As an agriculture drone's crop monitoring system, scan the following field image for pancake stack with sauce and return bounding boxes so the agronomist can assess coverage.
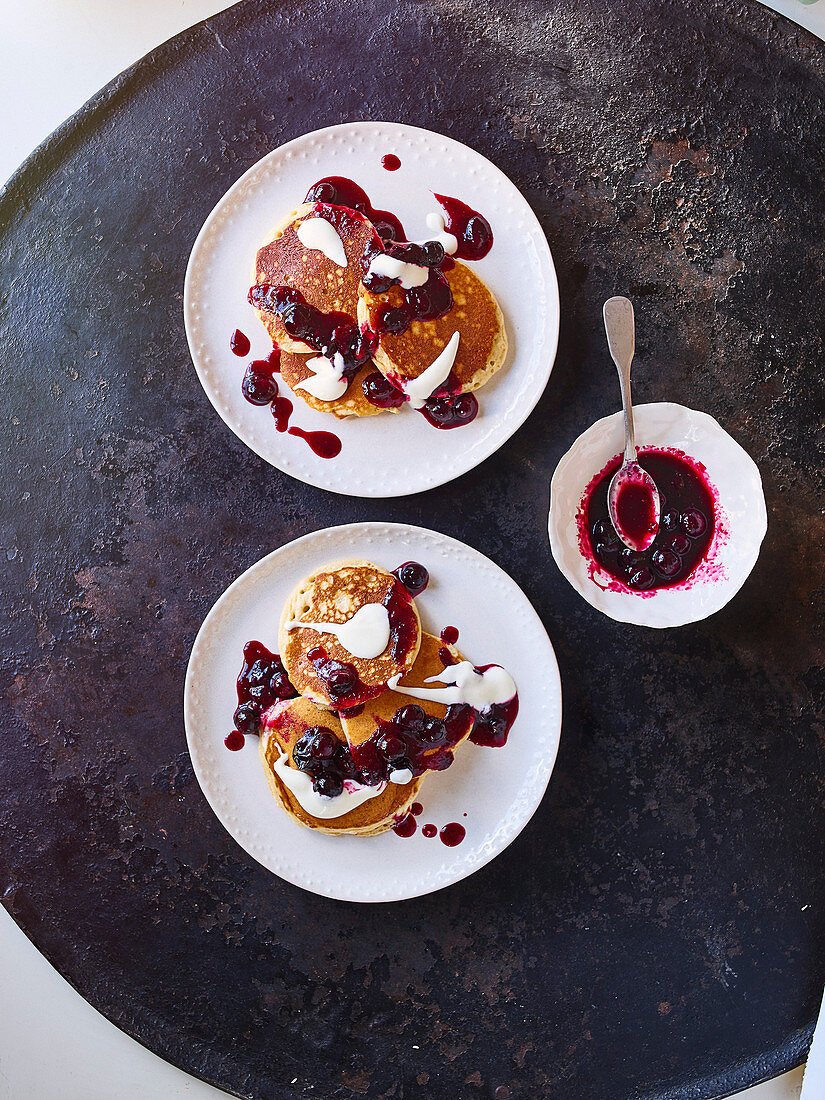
[248,179,508,426]
[239,558,516,836]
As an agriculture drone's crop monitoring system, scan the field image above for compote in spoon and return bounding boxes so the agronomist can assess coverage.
[602,296,660,551]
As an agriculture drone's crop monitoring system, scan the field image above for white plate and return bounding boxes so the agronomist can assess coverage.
[184,522,562,902]
[184,121,559,497]
[548,403,768,628]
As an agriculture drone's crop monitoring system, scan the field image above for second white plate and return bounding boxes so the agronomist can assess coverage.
[184,121,559,497]
[184,522,562,902]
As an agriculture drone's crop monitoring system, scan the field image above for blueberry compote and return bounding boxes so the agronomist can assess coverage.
[362,371,406,409]
[242,349,281,405]
[393,561,429,596]
[613,477,658,548]
[292,726,360,798]
[230,329,250,356]
[468,670,520,748]
[287,426,342,459]
[248,284,376,383]
[304,177,406,243]
[585,450,715,590]
[420,380,478,430]
[361,238,453,337]
[231,641,298,743]
[434,194,493,260]
[307,645,372,709]
[351,702,476,785]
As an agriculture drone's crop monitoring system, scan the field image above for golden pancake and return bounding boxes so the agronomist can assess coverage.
[279,559,421,711]
[357,260,507,394]
[252,202,380,353]
[260,697,421,836]
[279,353,399,419]
[340,632,475,757]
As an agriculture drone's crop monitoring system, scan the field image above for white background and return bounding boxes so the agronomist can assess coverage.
[1,1,822,1097]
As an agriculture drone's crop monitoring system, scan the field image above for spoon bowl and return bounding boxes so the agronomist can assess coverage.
[602,296,660,550]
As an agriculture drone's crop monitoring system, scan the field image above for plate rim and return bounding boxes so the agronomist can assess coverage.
[183,520,563,902]
[182,119,560,498]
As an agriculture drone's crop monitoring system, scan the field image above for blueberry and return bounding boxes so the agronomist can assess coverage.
[661,508,679,532]
[396,704,425,730]
[453,393,478,421]
[377,733,406,761]
[310,730,337,759]
[681,509,707,537]
[668,532,691,555]
[315,774,343,798]
[652,549,682,578]
[422,240,445,267]
[373,220,396,242]
[379,307,409,334]
[241,368,278,406]
[420,716,446,743]
[394,562,429,595]
[618,548,645,572]
[628,567,656,590]
[326,669,356,698]
[233,703,260,734]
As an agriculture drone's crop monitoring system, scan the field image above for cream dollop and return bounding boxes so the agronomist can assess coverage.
[294,353,348,402]
[394,331,460,410]
[286,602,391,659]
[297,215,348,268]
[271,744,386,819]
[366,253,429,290]
[387,660,516,709]
[417,211,458,257]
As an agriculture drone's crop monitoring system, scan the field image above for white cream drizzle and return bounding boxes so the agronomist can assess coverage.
[297,215,348,268]
[271,744,386,819]
[417,212,459,256]
[294,353,348,402]
[394,331,460,410]
[387,660,516,709]
[366,252,429,290]
[286,602,390,660]
[388,767,414,785]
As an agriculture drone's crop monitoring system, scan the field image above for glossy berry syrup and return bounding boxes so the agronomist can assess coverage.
[439,822,466,846]
[585,450,716,591]
[362,371,405,409]
[230,641,298,745]
[434,193,493,260]
[420,384,478,430]
[468,671,520,748]
[381,154,401,171]
[362,238,453,337]
[393,561,429,596]
[422,823,437,838]
[351,702,476,785]
[614,478,658,547]
[292,725,361,798]
[304,176,406,243]
[241,350,281,405]
[288,426,342,459]
[440,626,459,645]
[307,645,373,709]
[248,284,376,380]
[230,329,250,356]
[393,813,417,837]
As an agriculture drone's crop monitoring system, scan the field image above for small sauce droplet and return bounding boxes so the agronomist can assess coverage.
[271,395,293,432]
[440,625,459,645]
[224,730,245,751]
[230,329,250,356]
[393,813,417,837]
[422,823,437,838]
[411,802,423,816]
[440,822,466,846]
[288,426,342,458]
[381,154,401,171]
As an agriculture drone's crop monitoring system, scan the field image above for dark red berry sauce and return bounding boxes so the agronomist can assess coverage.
[307,645,375,709]
[291,725,362,798]
[411,802,424,816]
[440,626,459,645]
[419,373,478,429]
[362,371,406,409]
[422,823,437,838]
[393,562,429,596]
[288,426,342,459]
[224,730,245,751]
[614,476,658,548]
[582,449,717,592]
[468,673,520,748]
[271,394,293,432]
[438,646,456,667]
[434,194,493,260]
[439,822,466,846]
[393,813,417,837]
[304,177,406,243]
[381,154,401,171]
[353,702,475,785]
[362,238,453,337]
[230,641,298,746]
[230,329,250,356]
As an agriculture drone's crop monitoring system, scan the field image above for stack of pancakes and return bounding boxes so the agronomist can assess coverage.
[250,199,508,421]
[258,559,475,836]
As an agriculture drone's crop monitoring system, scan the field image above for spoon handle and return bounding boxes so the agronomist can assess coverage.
[603,296,638,464]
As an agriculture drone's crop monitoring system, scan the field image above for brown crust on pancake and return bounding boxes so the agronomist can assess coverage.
[253,202,381,353]
[357,260,507,393]
[279,559,421,710]
[280,353,399,419]
[260,697,421,836]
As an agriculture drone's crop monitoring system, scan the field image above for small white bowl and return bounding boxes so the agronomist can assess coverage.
[548,402,767,628]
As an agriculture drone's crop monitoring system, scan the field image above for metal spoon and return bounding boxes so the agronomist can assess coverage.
[602,296,660,551]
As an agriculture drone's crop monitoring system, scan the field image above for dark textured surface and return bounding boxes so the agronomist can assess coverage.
[1,0,824,1097]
